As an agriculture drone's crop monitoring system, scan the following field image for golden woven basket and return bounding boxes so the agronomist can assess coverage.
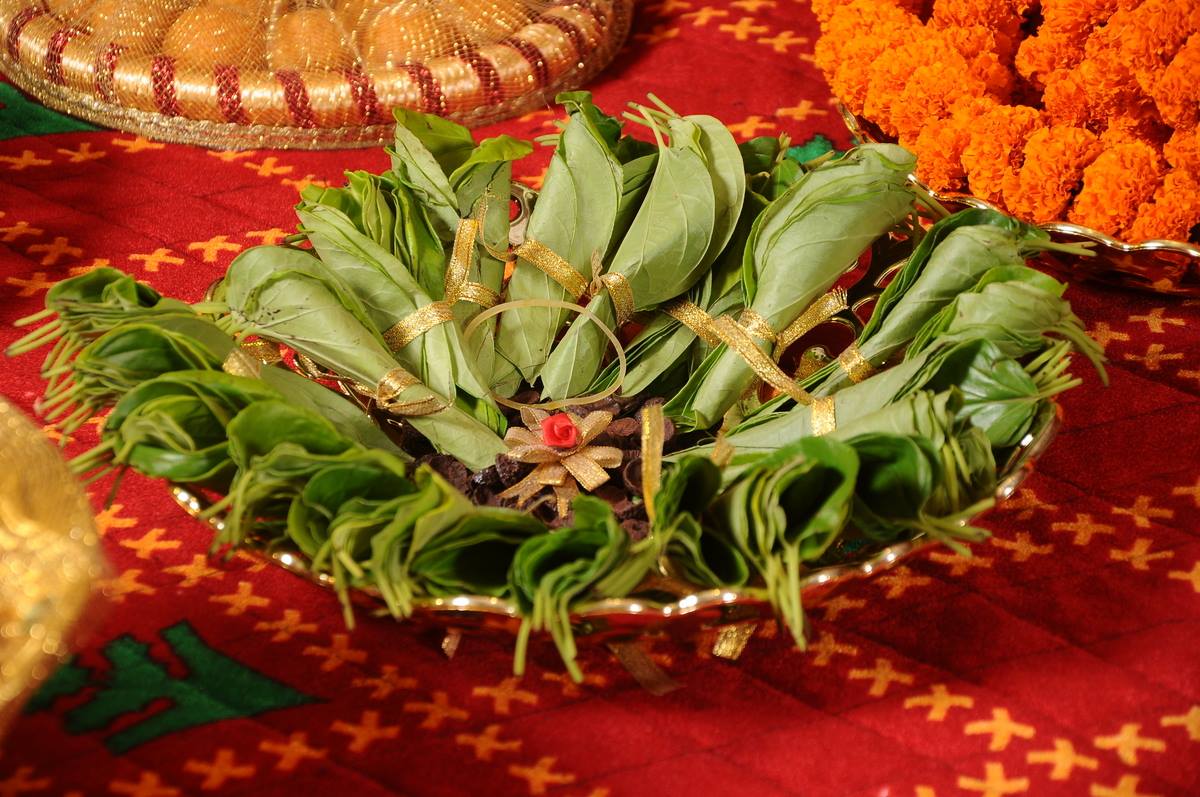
[0,0,632,149]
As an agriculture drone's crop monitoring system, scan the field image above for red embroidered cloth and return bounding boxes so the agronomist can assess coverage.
[2,2,1199,795]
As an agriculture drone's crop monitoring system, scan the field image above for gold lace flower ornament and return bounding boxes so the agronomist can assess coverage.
[497,409,623,517]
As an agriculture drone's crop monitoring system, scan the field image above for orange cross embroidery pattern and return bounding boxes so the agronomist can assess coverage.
[998,487,1058,521]
[904,684,975,721]
[1124,343,1183,371]
[1160,705,1200,741]
[27,236,82,266]
[331,711,400,753]
[541,670,607,697]
[6,271,55,297]
[210,581,270,616]
[303,634,367,671]
[964,708,1036,751]
[875,565,933,599]
[281,174,329,193]
[108,771,178,797]
[472,677,539,714]
[0,220,43,242]
[182,749,255,791]
[956,762,1028,797]
[680,7,728,25]
[259,732,327,771]
[508,756,577,796]
[456,723,523,761]
[255,609,318,642]
[187,235,243,263]
[404,691,469,729]
[0,149,51,170]
[1093,723,1166,765]
[129,248,185,273]
[1090,775,1161,797]
[760,31,809,54]
[98,569,156,603]
[1051,513,1115,546]
[244,228,289,246]
[1109,538,1174,571]
[928,550,993,576]
[112,136,165,154]
[718,17,768,41]
[118,528,180,560]
[163,554,224,588]
[352,664,417,699]
[1174,476,1200,507]
[207,150,254,162]
[1167,562,1200,593]
[819,594,866,621]
[57,142,106,163]
[1128,308,1184,333]
[1025,738,1098,780]
[990,532,1054,563]
[806,630,859,666]
[726,115,776,138]
[847,657,914,697]
[1087,322,1130,350]
[1112,495,1174,528]
[244,157,292,177]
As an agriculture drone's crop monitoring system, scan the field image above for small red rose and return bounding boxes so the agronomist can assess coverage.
[541,413,579,448]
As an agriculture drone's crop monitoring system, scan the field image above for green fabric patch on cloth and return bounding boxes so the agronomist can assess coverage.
[787,133,838,164]
[0,83,98,139]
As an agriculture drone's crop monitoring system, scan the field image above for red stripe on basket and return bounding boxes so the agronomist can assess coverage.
[94,42,124,101]
[45,24,84,85]
[6,6,43,59]
[461,50,503,106]
[151,55,180,116]
[500,37,548,88]
[214,64,249,124]
[538,14,590,60]
[275,69,317,128]
[344,67,387,124]
[402,63,446,115]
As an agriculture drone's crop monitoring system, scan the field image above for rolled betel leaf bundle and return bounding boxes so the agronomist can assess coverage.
[807,209,1095,396]
[67,370,283,490]
[219,244,506,470]
[652,455,751,589]
[664,143,920,431]
[494,92,624,386]
[509,496,629,682]
[539,105,736,399]
[712,436,859,646]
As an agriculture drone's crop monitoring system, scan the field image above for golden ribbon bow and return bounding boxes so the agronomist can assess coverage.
[498,409,623,518]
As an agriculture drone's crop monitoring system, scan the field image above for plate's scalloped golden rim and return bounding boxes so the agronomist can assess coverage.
[836,104,1200,297]
[170,405,1061,635]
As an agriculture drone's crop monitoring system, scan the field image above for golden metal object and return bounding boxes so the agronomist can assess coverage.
[0,398,106,735]
[711,623,756,660]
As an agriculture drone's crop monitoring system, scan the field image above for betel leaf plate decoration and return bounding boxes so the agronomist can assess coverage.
[840,105,1200,298]
[9,93,1105,680]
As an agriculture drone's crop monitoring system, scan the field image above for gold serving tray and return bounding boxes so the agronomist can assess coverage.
[839,105,1200,298]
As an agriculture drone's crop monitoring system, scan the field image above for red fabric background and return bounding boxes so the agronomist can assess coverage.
[2,2,1200,795]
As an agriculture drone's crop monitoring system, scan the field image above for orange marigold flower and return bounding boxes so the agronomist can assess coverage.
[1125,169,1200,242]
[931,0,1029,43]
[1041,69,1093,127]
[812,0,925,26]
[814,0,922,114]
[863,35,952,137]
[961,104,1044,205]
[1016,30,1086,87]
[1164,127,1200,171]
[1099,112,1172,150]
[1068,141,1165,235]
[939,24,1017,98]
[889,55,989,140]
[1150,32,1200,129]
[1004,125,1102,223]
[908,96,998,191]
[1087,0,1198,75]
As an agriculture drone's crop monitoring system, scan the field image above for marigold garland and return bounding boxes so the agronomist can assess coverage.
[816,0,1200,242]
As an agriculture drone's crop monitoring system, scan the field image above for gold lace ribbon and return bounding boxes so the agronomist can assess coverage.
[710,315,813,405]
[777,288,849,351]
[663,299,721,347]
[221,340,282,378]
[374,367,445,417]
[837,343,877,383]
[382,216,499,351]
[513,239,589,300]
[593,271,635,327]
[810,396,837,436]
[640,402,665,524]
[737,309,775,342]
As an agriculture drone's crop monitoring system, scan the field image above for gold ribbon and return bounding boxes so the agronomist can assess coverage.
[810,396,837,436]
[663,298,721,347]
[221,339,282,379]
[513,239,589,300]
[374,367,445,417]
[498,409,623,517]
[776,288,849,352]
[592,271,635,327]
[710,406,743,468]
[382,216,499,352]
[640,402,665,524]
[710,315,813,405]
[737,309,776,343]
[837,343,877,383]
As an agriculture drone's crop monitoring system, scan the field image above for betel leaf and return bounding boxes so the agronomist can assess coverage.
[392,108,476,185]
